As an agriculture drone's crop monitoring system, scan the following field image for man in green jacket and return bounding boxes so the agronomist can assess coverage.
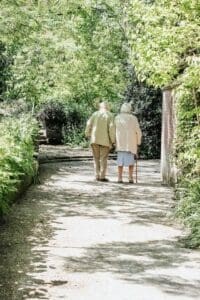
[85,102,115,182]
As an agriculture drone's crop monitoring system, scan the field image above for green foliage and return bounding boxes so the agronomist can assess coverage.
[134,89,162,159]
[0,0,130,146]
[0,0,161,153]
[38,100,66,144]
[0,41,10,101]
[0,115,39,216]
[126,0,200,87]
[175,87,200,248]
[125,0,200,246]
[124,68,162,158]
[176,178,200,248]
[39,100,66,126]
[63,101,89,146]
[0,0,127,110]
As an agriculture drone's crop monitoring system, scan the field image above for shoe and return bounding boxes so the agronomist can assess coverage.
[129,179,134,184]
[99,178,109,182]
[117,180,123,183]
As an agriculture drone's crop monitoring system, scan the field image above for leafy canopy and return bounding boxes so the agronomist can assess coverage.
[0,0,127,109]
[126,0,200,87]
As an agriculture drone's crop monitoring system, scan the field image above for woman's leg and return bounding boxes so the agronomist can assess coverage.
[118,166,123,182]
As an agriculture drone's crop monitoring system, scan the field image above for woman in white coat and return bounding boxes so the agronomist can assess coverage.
[115,102,142,183]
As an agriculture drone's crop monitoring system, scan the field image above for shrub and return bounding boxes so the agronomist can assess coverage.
[39,100,66,126]
[176,179,200,248]
[175,86,200,248]
[124,69,162,159]
[38,100,66,144]
[0,41,10,101]
[0,115,39,216]
[63,102,88,147]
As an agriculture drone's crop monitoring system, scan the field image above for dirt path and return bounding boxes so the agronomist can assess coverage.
[0,159,200,300]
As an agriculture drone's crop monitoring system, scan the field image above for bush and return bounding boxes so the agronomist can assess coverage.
[175,86,200,248]
[0,41,10,101]
[63,102,88,147]
[0,115,39,216]
[39,100,66,144]
[133,92,162,159]
[38,100,90,146]
[124,69,162,159]
[176,179,200,248]
[39,100,66,126]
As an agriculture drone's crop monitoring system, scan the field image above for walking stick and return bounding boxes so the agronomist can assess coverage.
[135,154,138,183]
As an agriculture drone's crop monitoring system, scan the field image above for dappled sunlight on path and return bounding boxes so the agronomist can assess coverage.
[0,160,200,299]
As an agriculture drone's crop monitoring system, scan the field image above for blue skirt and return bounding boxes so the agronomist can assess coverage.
[117,151,135,166]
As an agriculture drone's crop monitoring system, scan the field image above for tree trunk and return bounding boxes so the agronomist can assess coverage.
[161,87,177,185]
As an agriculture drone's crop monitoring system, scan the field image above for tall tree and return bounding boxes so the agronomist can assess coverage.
[0,0,127,111]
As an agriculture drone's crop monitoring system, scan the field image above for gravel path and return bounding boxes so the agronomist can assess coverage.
[0,159,200,300]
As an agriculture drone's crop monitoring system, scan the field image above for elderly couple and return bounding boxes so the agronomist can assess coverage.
[85,102,142,183]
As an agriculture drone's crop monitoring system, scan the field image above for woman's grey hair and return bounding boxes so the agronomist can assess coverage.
[120,102,132,113]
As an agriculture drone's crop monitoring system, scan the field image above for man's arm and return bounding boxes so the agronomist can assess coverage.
[85,114,94,138]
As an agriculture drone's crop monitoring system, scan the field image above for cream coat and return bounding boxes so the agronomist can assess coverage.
[115,113,142,154]
[85,110,115,148]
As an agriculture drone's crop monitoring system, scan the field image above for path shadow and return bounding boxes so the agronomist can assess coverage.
[0,196,52,300]
[63,240,200,298]
[33,160,174,227]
